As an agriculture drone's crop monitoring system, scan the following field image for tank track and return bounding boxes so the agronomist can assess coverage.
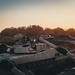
[0,58,75,75]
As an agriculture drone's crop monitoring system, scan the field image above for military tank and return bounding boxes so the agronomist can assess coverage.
[56,35,75,75]
[0,35,59,71]
[0,35,75,75]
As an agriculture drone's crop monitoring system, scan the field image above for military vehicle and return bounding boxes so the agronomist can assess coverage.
[0,35,75,75]
[0,35,60,75]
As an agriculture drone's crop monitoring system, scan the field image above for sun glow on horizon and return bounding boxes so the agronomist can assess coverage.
[0,0,75,32]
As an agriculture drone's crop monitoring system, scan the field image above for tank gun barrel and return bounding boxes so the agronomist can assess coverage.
[39,37,75,61]
[39,37,57,48]
[69,35,75,40]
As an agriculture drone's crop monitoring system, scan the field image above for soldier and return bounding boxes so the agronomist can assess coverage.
[22,35,31,46]
[14,33,23,45]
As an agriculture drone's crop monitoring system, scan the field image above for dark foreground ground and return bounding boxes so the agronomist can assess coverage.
[0,57,75,75]
[0,38,75,75]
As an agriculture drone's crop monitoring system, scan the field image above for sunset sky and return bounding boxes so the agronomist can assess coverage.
[0,0,75,32]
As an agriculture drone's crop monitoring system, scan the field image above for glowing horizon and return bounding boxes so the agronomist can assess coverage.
[0,0,75,32]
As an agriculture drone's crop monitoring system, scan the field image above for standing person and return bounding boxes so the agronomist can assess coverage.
[14,33,23,46]
[22,35,31,46]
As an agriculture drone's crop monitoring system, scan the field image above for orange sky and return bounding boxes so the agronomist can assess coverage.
[0,0,75,32]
